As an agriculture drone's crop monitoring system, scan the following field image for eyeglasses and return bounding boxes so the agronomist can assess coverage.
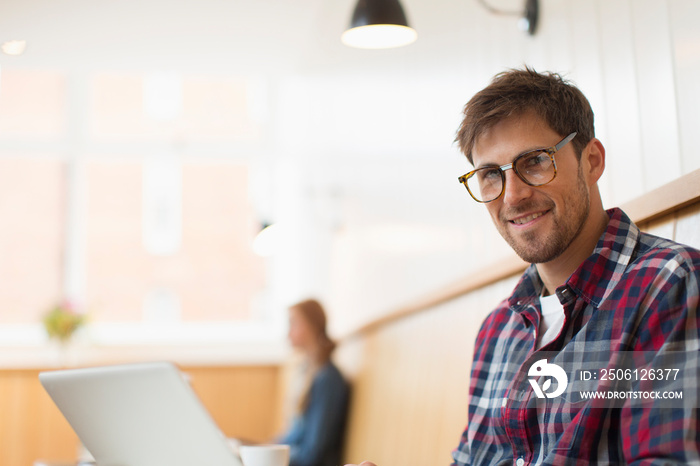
[458,132,577,203]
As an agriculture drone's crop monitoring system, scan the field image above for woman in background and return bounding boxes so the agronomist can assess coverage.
[279,299,350,466]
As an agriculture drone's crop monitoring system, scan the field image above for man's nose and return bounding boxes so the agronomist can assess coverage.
[501,169,533,205]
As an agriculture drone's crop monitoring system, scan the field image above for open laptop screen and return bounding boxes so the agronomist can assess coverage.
[40,361,242,466]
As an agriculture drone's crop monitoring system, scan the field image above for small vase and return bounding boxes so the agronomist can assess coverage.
[48,338,76,367]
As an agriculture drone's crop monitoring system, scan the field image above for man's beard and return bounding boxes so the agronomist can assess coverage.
[497,172,590,264]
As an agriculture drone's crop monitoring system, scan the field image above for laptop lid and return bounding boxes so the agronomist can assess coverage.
[39,361,242,466]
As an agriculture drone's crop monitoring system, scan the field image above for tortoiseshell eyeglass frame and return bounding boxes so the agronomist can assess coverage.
[458,132,578,203]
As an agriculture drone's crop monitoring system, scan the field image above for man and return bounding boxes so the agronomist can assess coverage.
[346,68,700,465]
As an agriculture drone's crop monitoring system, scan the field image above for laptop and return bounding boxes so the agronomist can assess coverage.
[39,361,243,466]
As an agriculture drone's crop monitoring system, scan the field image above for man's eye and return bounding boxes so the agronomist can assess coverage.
[523,152,549,167]
[480,168,501,180]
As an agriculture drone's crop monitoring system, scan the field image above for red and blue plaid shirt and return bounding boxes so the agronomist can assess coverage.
[452,208,700,465]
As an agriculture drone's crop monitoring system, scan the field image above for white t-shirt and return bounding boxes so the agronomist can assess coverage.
[536,293,565,349]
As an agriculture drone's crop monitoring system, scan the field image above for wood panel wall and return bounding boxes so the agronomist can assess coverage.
[0,364,282,466]
[336,180,700,465]
[336,278,517,466]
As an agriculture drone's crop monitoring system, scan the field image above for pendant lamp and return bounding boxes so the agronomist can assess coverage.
[341,0,417,49]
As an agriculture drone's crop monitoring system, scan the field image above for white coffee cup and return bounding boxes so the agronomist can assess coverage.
[239,444,290,466]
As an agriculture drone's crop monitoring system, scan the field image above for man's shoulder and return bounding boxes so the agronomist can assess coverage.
[485,298,513,318]
[476,298,522,340]
[633,230,700,274]
[476,265,540,332]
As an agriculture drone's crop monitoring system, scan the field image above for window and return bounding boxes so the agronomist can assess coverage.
[0,67,273,352]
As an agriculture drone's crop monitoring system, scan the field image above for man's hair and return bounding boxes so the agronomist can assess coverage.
[456,67,595,165]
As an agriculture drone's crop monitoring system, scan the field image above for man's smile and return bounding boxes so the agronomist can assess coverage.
[509,211,548,225]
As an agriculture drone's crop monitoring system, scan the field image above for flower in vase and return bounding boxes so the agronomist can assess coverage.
[42,300,86,343]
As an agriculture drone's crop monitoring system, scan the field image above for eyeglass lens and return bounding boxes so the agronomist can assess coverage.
[467,150,555,202]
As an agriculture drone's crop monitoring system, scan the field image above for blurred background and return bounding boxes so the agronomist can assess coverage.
[0,0,698,463]
[1,0,695,364]
[0,0,489,363]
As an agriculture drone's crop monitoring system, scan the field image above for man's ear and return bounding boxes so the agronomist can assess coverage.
[582,138,606,185]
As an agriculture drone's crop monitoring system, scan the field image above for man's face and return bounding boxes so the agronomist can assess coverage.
[471,114,590,264]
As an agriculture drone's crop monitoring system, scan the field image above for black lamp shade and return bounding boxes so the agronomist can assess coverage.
[349,0,410,29]
[342,0,417,49]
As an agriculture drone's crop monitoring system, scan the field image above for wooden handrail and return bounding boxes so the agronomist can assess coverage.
[619,169,700,223]
[340,169,700,342]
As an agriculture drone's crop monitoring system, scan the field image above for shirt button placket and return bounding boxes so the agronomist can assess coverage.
[516,457,525,466]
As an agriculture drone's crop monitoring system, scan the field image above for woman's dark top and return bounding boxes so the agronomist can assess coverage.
[278,362,350,466]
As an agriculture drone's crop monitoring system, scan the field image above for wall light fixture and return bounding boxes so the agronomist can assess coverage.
[477,0,539,36]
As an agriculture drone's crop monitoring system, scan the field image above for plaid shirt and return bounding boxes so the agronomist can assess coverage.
[452,208,700,465]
